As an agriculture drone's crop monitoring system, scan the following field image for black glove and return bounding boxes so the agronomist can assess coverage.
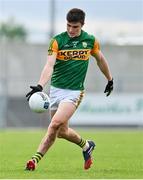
[26,84,43,101]
[104,79,113,96]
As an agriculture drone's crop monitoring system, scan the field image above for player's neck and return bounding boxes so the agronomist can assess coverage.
[68,30,82,39]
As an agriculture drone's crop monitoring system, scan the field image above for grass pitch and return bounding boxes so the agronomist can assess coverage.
[0,128,143,179]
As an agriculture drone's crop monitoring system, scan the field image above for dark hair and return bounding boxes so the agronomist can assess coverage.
[66,8,85,25]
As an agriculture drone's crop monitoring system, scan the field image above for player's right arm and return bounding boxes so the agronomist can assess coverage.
[26,39,58,100]
[38,39,58,88]
[38,52,57,88]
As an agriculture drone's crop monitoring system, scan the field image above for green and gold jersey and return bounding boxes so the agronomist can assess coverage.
[48,30,100,90]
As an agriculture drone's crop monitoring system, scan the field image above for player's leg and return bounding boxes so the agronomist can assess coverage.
[36,102,76,154]
[57,123,95,170]
[52,109,95,170]
[50,109,57,118]
[25,110,57,171]
[26,102,76,170]
[51,110,90,148]
[57,123,83,144]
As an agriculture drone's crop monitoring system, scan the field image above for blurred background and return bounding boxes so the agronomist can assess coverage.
[0,0,143,128]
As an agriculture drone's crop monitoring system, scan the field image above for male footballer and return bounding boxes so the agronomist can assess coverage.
[25,8,113,171]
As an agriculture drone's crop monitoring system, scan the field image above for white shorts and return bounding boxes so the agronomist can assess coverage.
[49,86,84,110]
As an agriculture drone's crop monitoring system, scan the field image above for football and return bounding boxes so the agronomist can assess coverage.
[29,92,50,113]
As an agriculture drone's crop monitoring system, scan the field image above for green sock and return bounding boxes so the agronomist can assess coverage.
[77,138,86,148]
[32,152,43,163]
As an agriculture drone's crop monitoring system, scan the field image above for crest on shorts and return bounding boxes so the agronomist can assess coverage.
[82,42,87,48]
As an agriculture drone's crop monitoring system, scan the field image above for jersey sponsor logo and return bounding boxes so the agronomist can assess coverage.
[57,49,90,60]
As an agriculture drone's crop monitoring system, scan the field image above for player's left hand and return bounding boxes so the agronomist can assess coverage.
[104,78,113,96]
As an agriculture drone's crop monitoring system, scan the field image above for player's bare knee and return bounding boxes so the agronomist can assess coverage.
[50,119,63,131]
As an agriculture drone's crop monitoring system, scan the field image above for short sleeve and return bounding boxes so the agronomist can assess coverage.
[48,39,58,55]
[90,40,100,56]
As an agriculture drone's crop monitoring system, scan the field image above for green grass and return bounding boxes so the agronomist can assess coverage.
[0,129,143,179]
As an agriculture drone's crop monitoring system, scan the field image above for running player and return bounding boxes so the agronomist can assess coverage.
[25,8,113,171]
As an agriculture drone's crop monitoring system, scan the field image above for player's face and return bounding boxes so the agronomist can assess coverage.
[67,22,83,38]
